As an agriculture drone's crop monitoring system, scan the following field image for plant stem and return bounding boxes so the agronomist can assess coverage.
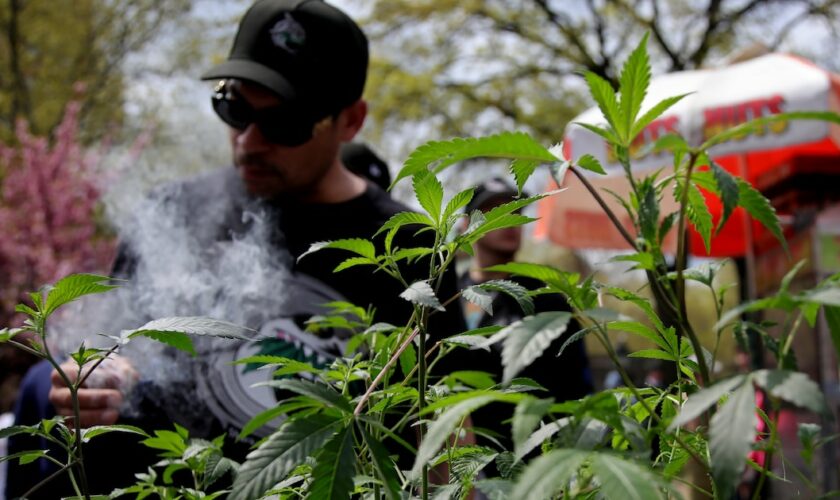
[417,306,429,500]
[566,166,638,250]
[778,311,804,369]
[751,400,780,500]
[40,327,91,499]
[353,326,420,416]
[673,152,712,385]
[8,339,45,358]
[594,322,710,475]
[21,460,78,499]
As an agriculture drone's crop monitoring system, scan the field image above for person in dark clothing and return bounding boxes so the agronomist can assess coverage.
[341,142,392,191]
[6,1,464,498]
[459,178,593,450]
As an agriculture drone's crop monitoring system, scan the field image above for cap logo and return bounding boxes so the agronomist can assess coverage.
[269,13,306,54]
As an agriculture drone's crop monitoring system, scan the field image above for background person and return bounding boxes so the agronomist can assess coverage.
[459,177,593,450]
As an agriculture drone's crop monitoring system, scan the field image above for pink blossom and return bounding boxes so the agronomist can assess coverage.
[0,99,117,323]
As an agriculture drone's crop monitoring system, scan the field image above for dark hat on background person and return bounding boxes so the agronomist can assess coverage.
[341,142,391,191]
[201,0,368,122]
[466,177,527,213]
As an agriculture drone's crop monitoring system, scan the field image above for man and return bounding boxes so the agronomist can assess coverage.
[7,1,463,497]
[460,178,593,449]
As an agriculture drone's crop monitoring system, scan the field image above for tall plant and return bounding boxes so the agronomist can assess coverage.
[224,34,840,499]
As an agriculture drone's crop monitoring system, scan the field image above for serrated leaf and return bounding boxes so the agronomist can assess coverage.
[400,281,445,311]
[575,121,621,145]
[510,159,540,192]
[413,170,445,224]
[685,182,713,253]
[591,452,669,499]
[701,111,840,150]
[737,178,786,253]
[229,415,341,500]
[0,450,49,465]
[134,330,196,356]
[576,154,607,175]
[462,286,494,315]
[410,394,502,479]
[448,371,497,390]
[298,238,377,262]
[605,287,665,332]
[501,312,572,383]
[0,327,25,343]
[374,211,436,238]
[128,316,251,340]
[358,424,402,499]
[619,32,651,140]
[753,369,829,415]
[392,247,434,264]
[584,71,623,140]
[443,187,476,222]
[516,420,568,460]
[607,321,670,352]
[611,252,656,271]
[631,94,690,140]
[334,256,376,273]
[710,378,758,496]
[238,404,289,440]
[43,274,118,317]
[309,425,355,500]
[512,397,554,458]
[652,133,689,154]
[509,448,588,500]
[669,375,746,430]
[81,424,149,443]
[475,478,513,500]
[0,425,38,440]
[399,342,417,378]
[393,132,557,188]
[257,378,352,414]
[556,326,594,359]
[206,455,238,488]
[710,162,739,233]
[627,349,676,361]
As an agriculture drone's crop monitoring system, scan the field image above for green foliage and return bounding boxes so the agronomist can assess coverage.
[230,415,342,500]
[8,32,840,500]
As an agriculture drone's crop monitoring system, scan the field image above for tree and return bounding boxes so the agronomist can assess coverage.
[0,0,192,143]
[357,0,840,159]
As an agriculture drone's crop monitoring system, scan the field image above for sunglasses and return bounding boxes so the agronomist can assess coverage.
[211,81,327,147]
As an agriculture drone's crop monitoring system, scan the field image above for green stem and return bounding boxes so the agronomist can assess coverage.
[21,460,78,499]
[417,306,429,500]
[40,326,91,499]
[673,152,712,385]
[778,311,804,369]
[751,399,780,500]
[353,326,419,416]
[565,166,638,250]
[594,322,710,475]
[7,339,45,358]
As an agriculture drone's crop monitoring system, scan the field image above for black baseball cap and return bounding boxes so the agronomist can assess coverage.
[341,142,391,191]
[466,177,526,213]
[201,0,368,122]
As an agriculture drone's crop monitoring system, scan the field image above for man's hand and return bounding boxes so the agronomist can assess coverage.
[48,355,138,428]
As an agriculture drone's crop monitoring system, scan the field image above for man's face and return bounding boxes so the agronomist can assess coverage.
[475,197,522,256]
[227,81,342,199]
